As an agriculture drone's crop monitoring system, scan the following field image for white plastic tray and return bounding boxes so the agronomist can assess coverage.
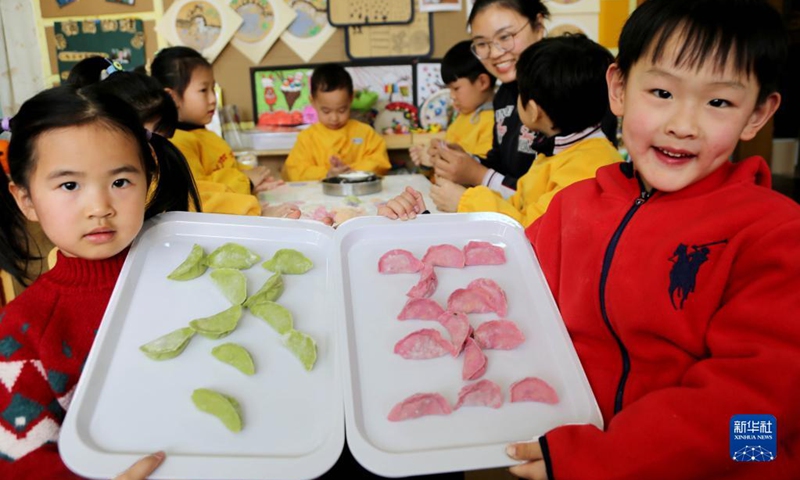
[60,212,344,480]
[333,214,603,477]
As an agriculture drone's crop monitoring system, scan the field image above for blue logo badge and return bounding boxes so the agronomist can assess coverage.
[352,137,364,145]
[730,414,777,462]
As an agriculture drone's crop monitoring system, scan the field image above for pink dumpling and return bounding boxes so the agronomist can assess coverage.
[379,249,424,274]
[447,288,493,314]
[422,244,465,268]
[468,278,508,317]
[394,328,452,359]
[509,377,559,405]
[407,263,438,299]
[454,379,503,410]
[388,393,453,421]
[473,320,525,350]
[436,311,472,356]
[462,337,488,381]
[397,298,445,321]
[464,241,506,266]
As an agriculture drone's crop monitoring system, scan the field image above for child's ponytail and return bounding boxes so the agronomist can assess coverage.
[145,131,201,217]
[0,117,35,284]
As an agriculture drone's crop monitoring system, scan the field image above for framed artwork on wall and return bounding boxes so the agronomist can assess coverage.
[229,0,298,64]
[345,2,431,60]
[328,0,414,26]
[250,61,415,128]
[280,0,337,62]
[157,0,242,63]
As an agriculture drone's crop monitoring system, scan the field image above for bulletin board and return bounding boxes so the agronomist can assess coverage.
[40,0,155,18]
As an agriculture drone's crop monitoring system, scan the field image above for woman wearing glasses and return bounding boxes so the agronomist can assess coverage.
[430,0,548,202]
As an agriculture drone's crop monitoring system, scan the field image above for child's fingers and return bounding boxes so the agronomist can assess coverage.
[506,441,543,461]
[377,205,399,220]
[507,460,548,480]
[114,452,165,480]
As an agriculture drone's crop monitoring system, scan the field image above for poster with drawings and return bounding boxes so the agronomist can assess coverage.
[419,0,461,13]
[415,61,444,108]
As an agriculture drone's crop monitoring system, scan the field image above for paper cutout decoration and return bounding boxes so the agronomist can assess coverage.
[157,0,243,63]
[229,0,297,64]
[419,0,461,13]
[345,3,431,59]
[280,0,336,62]
[328,0,414,27]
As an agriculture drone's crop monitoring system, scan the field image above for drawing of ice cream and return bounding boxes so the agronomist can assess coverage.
[281,71,305,110]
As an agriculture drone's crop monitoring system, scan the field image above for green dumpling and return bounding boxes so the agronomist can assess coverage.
[189,305,242,339]
[167,244,207,281]
[205,243,261,270]
[262,249,313,274]
[191,388,243,432]
[211,343,255,375]
[283,329,317,372]
[249,301,293,334]
[139,327,196,360]
[243,272,284,308]
[210,268,247,305]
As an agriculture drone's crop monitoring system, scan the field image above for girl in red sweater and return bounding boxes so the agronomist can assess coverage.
[0,85,198,479]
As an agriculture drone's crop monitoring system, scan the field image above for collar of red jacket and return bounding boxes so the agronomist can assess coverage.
[598,156,772,202]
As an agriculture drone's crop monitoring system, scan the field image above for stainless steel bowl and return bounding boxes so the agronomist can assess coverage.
[321,176,382,196]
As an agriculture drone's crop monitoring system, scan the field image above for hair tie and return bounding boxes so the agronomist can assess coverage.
[102,58,124,80]
[1,116,11,132]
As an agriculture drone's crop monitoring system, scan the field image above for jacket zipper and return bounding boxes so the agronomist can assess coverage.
[599,187,650,414]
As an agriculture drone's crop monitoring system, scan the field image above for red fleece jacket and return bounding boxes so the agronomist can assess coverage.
[526,157,800,480]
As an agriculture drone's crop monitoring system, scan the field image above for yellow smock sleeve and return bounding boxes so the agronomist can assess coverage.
[195,179,261,216]
[283,130,328,181]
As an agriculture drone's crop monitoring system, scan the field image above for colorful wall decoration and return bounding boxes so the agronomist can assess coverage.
[54,18,145,81]
[280,0,336,62]
[229,0,297,64]
[157,0,242,63]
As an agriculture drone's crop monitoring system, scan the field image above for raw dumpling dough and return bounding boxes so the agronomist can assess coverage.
[283,329,317,371]
[212,343,255,375]
[140,327,196,360]
[189,305,242,339]
[249,301,293,334]
[191,388,243,432]
[244,273,284,308]
[167,244,207,281]
[262,249,313,274]
[205,243,261,270]
[210,268,247,305]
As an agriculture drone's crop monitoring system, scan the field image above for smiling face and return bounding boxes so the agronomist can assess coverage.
[174,65,217,125]
[608,35,780,193]
[10,123,148,260]
[469,5,543,84]
[311,88,352,131]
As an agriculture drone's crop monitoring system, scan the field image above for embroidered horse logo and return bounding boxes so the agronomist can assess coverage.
[668,240,728,309]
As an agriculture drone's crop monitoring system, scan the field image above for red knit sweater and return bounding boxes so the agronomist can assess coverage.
[0,250,126,479]
[526,157,800,480]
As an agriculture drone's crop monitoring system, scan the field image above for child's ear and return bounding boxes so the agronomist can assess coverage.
[740,92,781,141]
[606,63,625,117]
[476,73,492,90]
[8,182,38,222]
[164,87,180,107]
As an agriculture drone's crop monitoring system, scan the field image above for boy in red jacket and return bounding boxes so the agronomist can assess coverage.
[509,0,800,478]
[380,0,798,478]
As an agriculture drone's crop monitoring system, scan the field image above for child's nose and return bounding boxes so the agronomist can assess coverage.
[87,189,114,218]
[666,103,699,138]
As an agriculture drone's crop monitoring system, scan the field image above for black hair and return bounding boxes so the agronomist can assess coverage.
[310,63,354,97]
[65,56,115,87]
[517,34,613,135]
[90,71,179,137]
[88,72,201,212]
[441,40,497,85]
[616,0,787,103]
[467,0,549,27]
[151,46,212,97]
[0,85,199,283]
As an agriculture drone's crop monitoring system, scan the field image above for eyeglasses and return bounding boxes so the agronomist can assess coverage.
[470,21,531,59]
